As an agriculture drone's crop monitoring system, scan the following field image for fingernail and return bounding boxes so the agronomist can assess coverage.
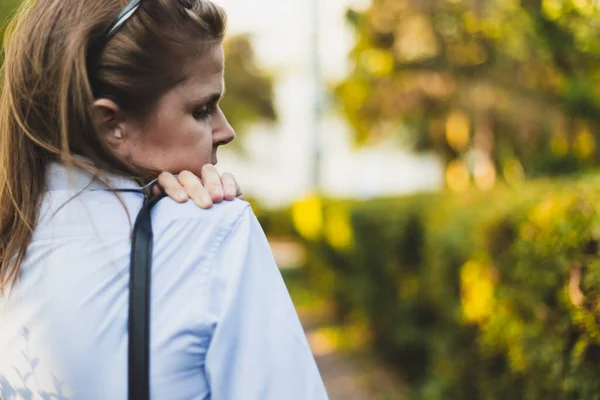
[178,191,188,201]
[215,188,224,198]
[201,193,212,205]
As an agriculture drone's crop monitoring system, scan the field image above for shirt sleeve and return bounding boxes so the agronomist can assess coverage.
[204,205,329,400]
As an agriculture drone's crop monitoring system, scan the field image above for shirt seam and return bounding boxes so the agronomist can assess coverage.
[152,199,250,224]
[200,203,251,278]
[189,203,250,336]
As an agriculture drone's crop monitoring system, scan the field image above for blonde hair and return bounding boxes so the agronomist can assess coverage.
[0,0,227,291]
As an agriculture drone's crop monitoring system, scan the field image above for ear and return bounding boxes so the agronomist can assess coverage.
[91,98,125,149]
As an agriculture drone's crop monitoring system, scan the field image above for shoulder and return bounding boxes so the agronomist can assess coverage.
[149,198,260,295]
[153,197,250,225]
[151,198,253,247]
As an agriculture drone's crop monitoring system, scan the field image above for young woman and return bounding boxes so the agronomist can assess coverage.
[0,0,328,398]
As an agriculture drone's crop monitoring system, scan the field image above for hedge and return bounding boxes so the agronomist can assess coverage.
[258,179,600,399]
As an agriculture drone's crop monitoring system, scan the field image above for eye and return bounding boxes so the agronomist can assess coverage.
[192,96,221,121]
[193,104,212,121]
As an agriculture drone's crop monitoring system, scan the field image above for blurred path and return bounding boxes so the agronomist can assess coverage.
[272,238,407,400]
[299,310,408,400]
[301,314,371,400]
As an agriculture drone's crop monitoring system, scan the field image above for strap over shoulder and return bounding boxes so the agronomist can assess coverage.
[128,194,165,400]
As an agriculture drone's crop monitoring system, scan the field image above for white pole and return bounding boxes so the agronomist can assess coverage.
[311,0,323,192]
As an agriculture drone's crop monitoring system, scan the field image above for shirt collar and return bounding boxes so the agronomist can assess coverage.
[46,159,145,192]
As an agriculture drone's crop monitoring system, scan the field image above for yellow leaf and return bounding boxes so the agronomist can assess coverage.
[292,194,323,241]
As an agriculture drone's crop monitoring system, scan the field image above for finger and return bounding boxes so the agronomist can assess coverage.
[220,172,239,200]
[151,184,162,197]
[156,172,188,203]
[178,170,213,208]
[201,164,224,202]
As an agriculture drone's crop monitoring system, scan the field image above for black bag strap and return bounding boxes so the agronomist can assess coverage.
[128,194,164,400]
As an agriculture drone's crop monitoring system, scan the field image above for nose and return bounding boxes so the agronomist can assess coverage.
[213,107,235,147]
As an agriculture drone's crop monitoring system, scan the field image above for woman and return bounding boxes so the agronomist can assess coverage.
[0,0,328,399]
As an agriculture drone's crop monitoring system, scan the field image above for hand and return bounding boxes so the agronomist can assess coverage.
[152,165,244,209]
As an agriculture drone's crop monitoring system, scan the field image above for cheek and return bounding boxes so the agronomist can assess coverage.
[144,114,211,149]
[129,114,214,172]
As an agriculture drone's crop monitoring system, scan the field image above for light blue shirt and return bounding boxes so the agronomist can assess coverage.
[0,162,328,399]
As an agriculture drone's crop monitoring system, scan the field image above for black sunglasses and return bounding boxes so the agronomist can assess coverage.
[87,0,142,95]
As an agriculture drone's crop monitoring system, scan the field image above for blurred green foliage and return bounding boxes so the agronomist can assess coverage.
[221,35,277,137]
[0,0,19,45]
[0,2,276,136]
[261,181,600,399]
[337,0,600,178]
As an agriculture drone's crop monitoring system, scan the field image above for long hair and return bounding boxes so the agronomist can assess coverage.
[0,0,227,292]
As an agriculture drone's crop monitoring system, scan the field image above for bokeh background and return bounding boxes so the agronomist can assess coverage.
[4,0,600,399]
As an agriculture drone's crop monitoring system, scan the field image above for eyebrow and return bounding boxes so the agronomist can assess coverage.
[193,86,226,105]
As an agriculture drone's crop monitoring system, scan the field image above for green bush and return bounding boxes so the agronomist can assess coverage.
[263,180,600,399]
